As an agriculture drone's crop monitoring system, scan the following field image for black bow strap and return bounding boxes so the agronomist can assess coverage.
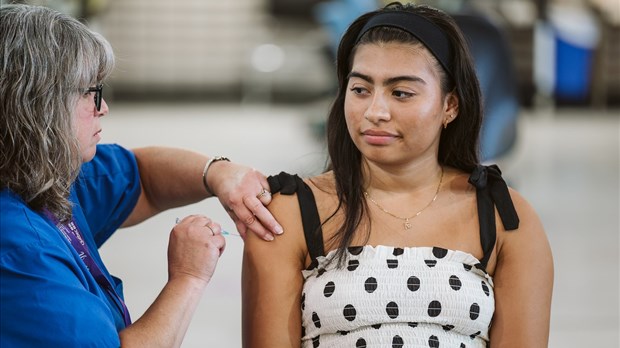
[468,164,519,231]
[268,171,299,195]
[267,172,325,263]
[468,164,520,269]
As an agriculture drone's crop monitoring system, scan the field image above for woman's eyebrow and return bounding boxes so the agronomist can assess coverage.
[348,71,426,86]
[348,71,373,83]
[384,75,426,86]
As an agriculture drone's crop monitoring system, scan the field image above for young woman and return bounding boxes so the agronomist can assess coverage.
[242,3,553,347]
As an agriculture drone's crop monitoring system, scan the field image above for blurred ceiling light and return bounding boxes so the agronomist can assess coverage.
[251,44,285,73]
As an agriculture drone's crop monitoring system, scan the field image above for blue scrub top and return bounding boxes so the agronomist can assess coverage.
[1,144,141,347]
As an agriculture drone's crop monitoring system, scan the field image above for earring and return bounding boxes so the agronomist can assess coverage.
[444,114,455,129]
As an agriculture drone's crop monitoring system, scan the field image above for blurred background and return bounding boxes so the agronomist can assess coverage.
[4,0,619,346]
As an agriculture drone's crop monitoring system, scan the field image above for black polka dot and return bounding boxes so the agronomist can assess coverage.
[356,338,367,348]
[371,324,381,329]
[407,276,421,291]
[463,263,472,271]
[343,304,357,321]
[338,330,349,335]
[386,301,399,319]
[323,281,335,297]
[392,335,404,348]
[460,344,466,348]
[386,259,398,269]
[427,300,442,317]
[312,335,320,347]
[470,303,480,320]
[428,335,440,348]
[481,281,490,296]
[432,247,448,258]
[425,260,437,268]
[364,277,378,293]
[442,325,454,331]
[317,268,326,277]
[312,312,321,328]
[470,331,481,339]
[449,275,462,290]
[301,293,305,310]
[347,260,360,271]
[302,325,306,337]
[408,322,418,328]
[348,246,363,255]
[393,247,404,256]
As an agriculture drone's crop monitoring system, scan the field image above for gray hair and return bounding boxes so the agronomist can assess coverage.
[0,4,115,220]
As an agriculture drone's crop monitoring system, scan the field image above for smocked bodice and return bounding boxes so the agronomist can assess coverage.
[301,245,493,348]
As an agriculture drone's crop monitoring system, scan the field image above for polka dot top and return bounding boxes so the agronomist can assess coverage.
[300,245,493,348]
[267,165,520,348]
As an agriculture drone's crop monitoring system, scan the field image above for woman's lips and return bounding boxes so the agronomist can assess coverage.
[361,129,399,145]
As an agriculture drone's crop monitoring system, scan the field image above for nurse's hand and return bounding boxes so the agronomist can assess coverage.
[206,161,283,241]
[168,215,225,284]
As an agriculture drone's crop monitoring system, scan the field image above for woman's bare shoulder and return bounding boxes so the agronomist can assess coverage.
[306,171,335,192]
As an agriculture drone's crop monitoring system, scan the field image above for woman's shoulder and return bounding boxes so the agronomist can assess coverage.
[504,186,544,233]
[306,171,336,194]
[0,191,40,251]
[268,171,336,201]
[246,172,310,264]
[0,191,69,261]
[486,171,547,256]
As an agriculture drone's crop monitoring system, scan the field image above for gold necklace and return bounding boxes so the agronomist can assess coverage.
[364,167,444,230]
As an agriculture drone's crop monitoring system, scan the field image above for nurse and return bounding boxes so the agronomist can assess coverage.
[0,4,281,347]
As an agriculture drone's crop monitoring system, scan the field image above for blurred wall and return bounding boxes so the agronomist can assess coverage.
[98,0,269,100]
[95,0,332,102]
[18,0,617,106]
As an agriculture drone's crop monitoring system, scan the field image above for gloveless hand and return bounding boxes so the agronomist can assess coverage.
[207,161,283,241]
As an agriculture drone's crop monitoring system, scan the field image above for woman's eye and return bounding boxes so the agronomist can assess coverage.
[349,87,367,94]
[393,90,414,98]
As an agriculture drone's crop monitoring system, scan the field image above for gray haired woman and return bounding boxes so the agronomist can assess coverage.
[1,4,282,346]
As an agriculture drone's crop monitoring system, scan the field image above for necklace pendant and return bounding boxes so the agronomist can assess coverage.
[404,220,412,230]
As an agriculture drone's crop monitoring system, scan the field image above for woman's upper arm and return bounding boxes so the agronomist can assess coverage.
[490,189,554,347]
[242,192,307,348]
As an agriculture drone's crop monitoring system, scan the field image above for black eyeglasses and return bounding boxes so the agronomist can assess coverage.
[85,84,103,111]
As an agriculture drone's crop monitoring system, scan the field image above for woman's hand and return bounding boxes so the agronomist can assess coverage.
[206,161,283,241]
[168,215,226,285]
[120,214,226,347]
[127,147,283,241]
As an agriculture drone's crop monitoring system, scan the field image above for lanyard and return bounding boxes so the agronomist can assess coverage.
[44,210,132,327]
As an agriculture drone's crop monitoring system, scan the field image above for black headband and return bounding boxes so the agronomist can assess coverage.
[356,11,453,77]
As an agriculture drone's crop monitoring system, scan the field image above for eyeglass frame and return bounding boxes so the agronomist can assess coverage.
[85,84,103,111]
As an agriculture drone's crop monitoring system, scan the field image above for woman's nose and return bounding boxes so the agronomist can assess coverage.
[364,93,390,123]
[97,98,109,117]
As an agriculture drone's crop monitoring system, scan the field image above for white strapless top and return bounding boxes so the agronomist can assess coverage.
[300,245,494,348]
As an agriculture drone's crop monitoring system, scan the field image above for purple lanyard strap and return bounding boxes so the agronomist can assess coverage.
[44,211,132,327]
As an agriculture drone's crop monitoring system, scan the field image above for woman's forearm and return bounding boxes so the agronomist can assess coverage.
[119,275,208,348]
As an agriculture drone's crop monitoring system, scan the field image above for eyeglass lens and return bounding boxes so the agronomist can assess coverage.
[88,84,103,111]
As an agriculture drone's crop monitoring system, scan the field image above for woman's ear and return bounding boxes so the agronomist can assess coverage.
[444,91,459,117]
[442,91,459,128]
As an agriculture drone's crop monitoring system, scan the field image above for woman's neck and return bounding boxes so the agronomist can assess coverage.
[362,158,444,195]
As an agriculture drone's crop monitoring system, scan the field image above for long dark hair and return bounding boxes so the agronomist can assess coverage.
[322,2,482,264]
